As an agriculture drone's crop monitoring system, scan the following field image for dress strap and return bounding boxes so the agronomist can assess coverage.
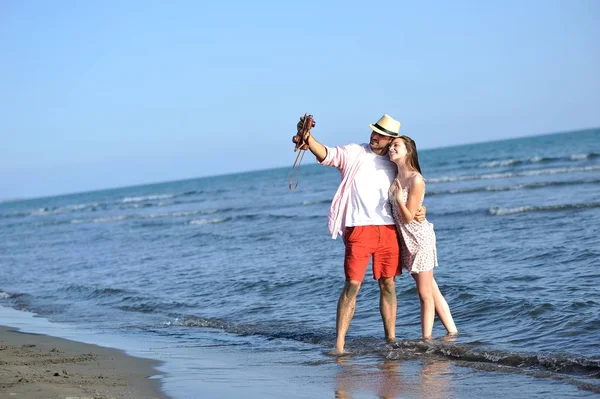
[406,173,419,188]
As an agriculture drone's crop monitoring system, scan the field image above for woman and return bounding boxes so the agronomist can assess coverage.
[388,135,458,339]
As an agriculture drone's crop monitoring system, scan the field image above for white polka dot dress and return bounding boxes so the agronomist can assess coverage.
[389,175,438,274]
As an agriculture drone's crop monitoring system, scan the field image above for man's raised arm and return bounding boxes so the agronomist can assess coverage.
[306,133,328,163]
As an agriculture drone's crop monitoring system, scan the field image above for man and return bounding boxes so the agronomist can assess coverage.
[298,113,425,354]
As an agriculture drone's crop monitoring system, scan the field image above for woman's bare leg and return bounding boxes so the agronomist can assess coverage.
[411,270,435,339]
[432,278,457,334]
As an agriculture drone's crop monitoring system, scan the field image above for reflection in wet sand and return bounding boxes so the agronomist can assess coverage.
[334,348,455,398]
[335,357,405,399]
[419,360,452,399]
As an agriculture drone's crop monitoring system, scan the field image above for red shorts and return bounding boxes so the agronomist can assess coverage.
[343,225,401,282]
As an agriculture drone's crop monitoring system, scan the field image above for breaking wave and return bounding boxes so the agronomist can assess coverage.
[428,165,600,184]
[489,202,600,216]
[480,152,598,168]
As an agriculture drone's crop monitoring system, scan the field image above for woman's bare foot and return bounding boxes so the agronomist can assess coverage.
[328,348,349,356]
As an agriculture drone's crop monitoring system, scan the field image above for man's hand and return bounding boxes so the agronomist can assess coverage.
[292,132,310,150]
[293,115,314,151]
[414,205,427,223]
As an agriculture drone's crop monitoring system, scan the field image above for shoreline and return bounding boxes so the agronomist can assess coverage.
[1,311,598,399]
[0,325,168,399]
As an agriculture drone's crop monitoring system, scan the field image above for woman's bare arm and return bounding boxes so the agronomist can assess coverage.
[395,175,425,223]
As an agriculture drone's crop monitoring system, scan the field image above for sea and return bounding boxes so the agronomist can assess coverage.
[1,128,599,398]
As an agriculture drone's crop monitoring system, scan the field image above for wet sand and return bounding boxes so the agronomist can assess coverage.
[1,318,597,399]
[0,325,167,399]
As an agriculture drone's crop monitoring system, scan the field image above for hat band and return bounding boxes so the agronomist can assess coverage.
[373,123,398,136]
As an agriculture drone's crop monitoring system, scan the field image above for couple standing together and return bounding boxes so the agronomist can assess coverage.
[299,113,457,355]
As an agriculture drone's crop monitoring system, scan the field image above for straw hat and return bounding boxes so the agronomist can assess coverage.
[369,114,401,137]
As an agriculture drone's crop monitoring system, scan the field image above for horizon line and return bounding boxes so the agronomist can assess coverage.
[3,125,598,204]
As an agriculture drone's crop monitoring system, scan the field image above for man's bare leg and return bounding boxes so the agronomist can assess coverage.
[378,277,397,342]
[334,280,361,354]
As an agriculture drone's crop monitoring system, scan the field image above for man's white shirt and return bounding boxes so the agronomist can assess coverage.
[345,147,396,227]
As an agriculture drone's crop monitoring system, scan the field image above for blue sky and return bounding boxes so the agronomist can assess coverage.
[1,0,599,199]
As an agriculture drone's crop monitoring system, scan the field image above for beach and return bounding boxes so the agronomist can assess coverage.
[2,320,598,399]
[0,325,166,399]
